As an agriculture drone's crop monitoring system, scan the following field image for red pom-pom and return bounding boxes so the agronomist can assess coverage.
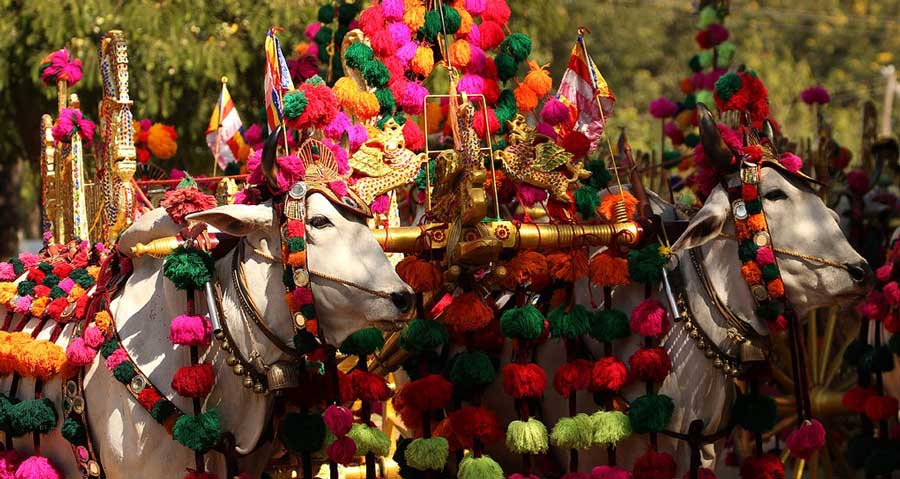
[27,268,45,283]
[864,395,899,422]
[160,187,218,224]
[479,21,506,50]
[171,363,215,398]
[562,131,591,160]
[590,356,629,393]
[399,374,453,411]
[553,359,592,398]
[785,419,826,460]
[695,30,713,49]
[633,450,676,479]
[443,291,493,333]
[741,184,758,201]
[630,299,670,337]
[348,369,391,402]
[52,263,73,278]
[683,468,716,479]
[46,297,69,320]
[739,454,784,479]
[502,363,546,399]
[33,284,50,298]
[184,469,219,479]
[74,295,89,319]
[842,386,876,413]
[403,120,425,152]
[449,406,503,447]
[628,347,672,383]
[482,0,510,25]
[137,387,163,411]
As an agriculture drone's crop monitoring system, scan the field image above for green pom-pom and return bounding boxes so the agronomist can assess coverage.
[400,319,448,352]
[340,327,385,356]
[889,334,900,355]
[163,247,214,290]
[404,437,449,471]
[318,44,331,63]
[627,245,667,283]
[745,198,762,215]
[761,264,779,281]
[495,105,517,127]
[695,90,715,109]
[318,4,335,23]
[688,55,702,73]
[585,160,612,189]
[732,393,776,433]
[414,160,435,191]
[550,414,594,449]
[663,150,682,164]
[174,410,222,452]
[738,241,759,262]
[506,418,549,454]
[305,74,326,86]
[421,10,443,42]
[495,54,517,82]
[38,262,53,274]
[697,6,718,28]
[547,304,591,339]
[575,185,600,218]
[287,236,306,253]
[8,398,57,436]
[684,133,700,148]
[348,423,391,456]
[393,438,424,479]
[844,340,870,366]
[628,394,674,433]
[592,410,632,445]
[591,309,631,342]
[448,350,496,388]
[99,338,120,358]
[681,94,697,110]
[314,26,334,46]
[70,268,95,288]
[177,175,198,189]
[223,162,241,176]
[49,285,66,299]
[458,454,503,479]
[113,361,137,384]
[756,301,781,321]
[17,280,35,297]
[282,90,309,120]
[377,113,406,129]
[864,448,898,475]
[716,42,737,66]
[501,33,532,62]
[62,417,86,444]
[499,305,545,340]
[150,399,176,424]
[300,304,317,320]
[698,50,713,69]
[0,394,12,430]
[497,89,517,111]
[376,87,396,115]
[280,412,326,453]
[293,331,320,355]
[346,43,374,70]
[42,274,59,288]
[338,3,361,24]
[441,6,462,34]
[283,268,295,288]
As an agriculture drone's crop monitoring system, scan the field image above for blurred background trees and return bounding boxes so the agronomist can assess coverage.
[0,0,898,255]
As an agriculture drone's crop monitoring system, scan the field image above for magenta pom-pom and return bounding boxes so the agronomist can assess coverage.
[327,436,357,465]
[388,22,412,44]
[800,86,830,105]
[105,348,128,371]
[0,263,15,281]
[707,23,729,45]
[561,473,591,479]
[66,338,97,367]
[0,449,22,479]
[541,98,570,125]
[328,180,348,198]
[381,0,405,20]
[630,298,670,337]
[649,96,678,119]
[517,183,549,206]
[249,154,306,195]
[305,22,322,41]
[457,73,486,96]
[323,112,351,140]
[169,315,212,347]
[58,278,75,293]
[508,475,540,479]
[347,125,368,152]
[785,419,826,460]
[755,247,775,266]
[370,194,391,214]
[322,139,350,175]
[324,405,354,436]
[14,455,60,479]
[84,326,104,349]
[535,122,557,140]
[18,253,38,269]
[884,282,900,305]
[13,296,31,315]
[468,45,487,74]
[39,49,83,87]
[397,41,418,66]
[292,287,314,307]
[592,466,632,479]
[467,23,481,47]
[52,109,96,145]
[779,152,803,173]
[401,81,429,115]
[465,0,487,14]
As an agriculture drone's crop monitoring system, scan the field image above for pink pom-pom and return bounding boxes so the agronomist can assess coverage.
[468,45,487,74]
[403,120,425,152]
[244,124,264,146]
[66,338,97,367]
[785,419,826,460]
[457,73,486,95]
[370,195,391,214]
[465,0,487,14]
[347,125,368,152]
[541,98,570,125]
[534,122,557,140]
[39,49,83,87]
[0,263,15,281]
[779,152,803,173]
[592,466,632,479]
[388,22,411,45]
[877,263,893,282]
[397,41,418,66]
[324,405,354,436]
[649,96,679,118]
[13,296,31,315]
[467,23,481,47]
[800,86,830,105]
[169,168,186,180]
[84,326,104,349]
[248,153,305,194]
[847,169,869,195]
[884,281,900,305]
[0,449,23,479]
[323,112,351,140]
[327,436,357,465]
[14,455,60,479]
[328,180,348,198]
[169,315,212,346]
[323,139,350,175]
[401,82,429,115]
[52,109,96,145]
[57,277,75,293]
[756,247,775,265]
[305,22,322,41]
[105,348,128,371]
[18,253,39,269]
[381,0,405,20]
[630,299,670,337]
[517,183,548,206]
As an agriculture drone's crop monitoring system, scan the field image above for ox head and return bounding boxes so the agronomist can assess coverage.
[673,104,871,317]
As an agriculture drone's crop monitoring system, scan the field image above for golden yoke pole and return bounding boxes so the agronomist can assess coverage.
[67,94,91,243]
[39,114,60,241]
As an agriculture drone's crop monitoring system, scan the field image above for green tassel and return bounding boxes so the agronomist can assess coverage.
[362,61,390,88]
[499,305,545,340]
[150,399,176,424]
[280,412,326,453]
[732,393,776,433]
[177,175,198,189]
[574,185,600,218]
[698,50,714,69]
[113,361,137,384]
[684,133,700,148]
[10,258,23,275]
[585,160,612,189]
[628,245,667,283]
[500,33,532,62]
[506,418,548,454]
[550,414,594,450]
[400,319,448,352]
[716,42,737,66]
[592,410,632,445]
[761,264,779,281]
[738,240,759,262]
[628,394,674,434]
[173,409,222,452]
[663,150,682,164]
[293,331,320,355]
[405,437,449,471]
[62,417,86,444]
[347,423,391,456]
[695,90,715,109]
[591,309,631,342]
[889,334,900,355]
[340,327,385,356]
[458,454,503,479]
[448,350,496,388]
[9,398,57,437]
[376,87,396,115]
[16,280,35,297]
[756,301,781,321]
[697,5,718,28]
[49,286,67,299]
[38,262,53,274]
[282,90,309,120]
[0,394,12,431]
[495,54,517,82]
[414,160,436,191]
[163,247,214,290]
[42,274,60,288]
[496,89,517,111]
[99,338,120,358]
[345,43,375,70]
[314,26,334,46]
[714,72,743,101]
[317,4,335,23]
[338,3,360,24]
[547,304,591,339]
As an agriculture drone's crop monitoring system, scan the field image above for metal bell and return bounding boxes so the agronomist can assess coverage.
[705,349,716,358]
[242,376,254,389]
[253,383,266,394]
[233,364,245,376]
[226,355,238,367]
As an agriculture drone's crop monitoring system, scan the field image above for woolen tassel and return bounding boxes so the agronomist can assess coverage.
[14,456,60,479]
[171,363,215,398]
[173,409,222,452]
[682,468,716,479]
[65,337,96,367]
[399,319,449,353]
[630,299,670,337]
[785,419,826,460]
[327,436,357,465]
[399,374,453,411]
[347,423,391,456]
[550,413,594,449]
[739,454,784,479]
[592,466,632,479]
[547,304,591,339]
[169,315,212,346]
[449,350,497,388]
[590,309,631,342]
[864,395,898,422]
[633,450,676,479]
[628,347,672,383]
[183,470,219,479]
[514,84,539,113]
[553,359,592,398]
[163,247,214,290]
[279,412,326,453]
[508,475,540,479]
[590,356,629,393]
[591,410,632,445]
[411,46,435,77]
[506,418,549,454]
[405,437,449,471]
[347,369,391,402]
[842,386,876,413]
[524,61,552,97]
[8,398,57,436]
[501,251,549,291]
[449,39,472,68]
[458,454,504,479]
[0,450,21,479]
[732,393,776,434]
[340,327,385,356]
[500,305,545,341]
[450,406,503,447]
[502,363,546,398]
[443,292,493,333]
[546,249,590,281]
[324,404,354,436]
[628,394,674,434]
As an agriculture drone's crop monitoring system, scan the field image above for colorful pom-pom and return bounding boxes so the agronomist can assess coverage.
[506,418,549,454]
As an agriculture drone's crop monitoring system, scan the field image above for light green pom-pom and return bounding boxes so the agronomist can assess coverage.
[697,6,718,29]
[458,454,503,479]
[347,423,391,457]
[716,42,737,66]
[505,418,548,454]
[698,50,714,69]
[550,414,594,450]
[695,90,715,109]
[405,437,449,471]
[592,410,632,445]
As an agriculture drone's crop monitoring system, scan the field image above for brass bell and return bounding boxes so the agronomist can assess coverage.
[713,358,724,368]
[696,341,707,350]
[688,330,700,340]
[226,355,238,367]
[684,321,695,331]
[214,330,226,341]
[705,349,716,358]
[233,364,245,376]
[242,376,254,389]
[222,341,231,352]
[253,383,266,394]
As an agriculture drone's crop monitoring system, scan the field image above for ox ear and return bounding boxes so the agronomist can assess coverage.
[185,204,275,237]
[671,186,730,252]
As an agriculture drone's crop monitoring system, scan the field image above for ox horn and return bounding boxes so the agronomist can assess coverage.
[762,119,776,146]
[697,103,737,174]
[261,126,282,191]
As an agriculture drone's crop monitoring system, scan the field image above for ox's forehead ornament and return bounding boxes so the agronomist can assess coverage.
[289,181,308,200]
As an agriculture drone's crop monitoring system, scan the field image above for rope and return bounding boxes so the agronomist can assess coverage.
[717,233,849,270]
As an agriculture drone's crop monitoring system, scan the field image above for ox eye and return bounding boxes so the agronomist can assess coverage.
[308,215,333,229]
[764,189,788,201]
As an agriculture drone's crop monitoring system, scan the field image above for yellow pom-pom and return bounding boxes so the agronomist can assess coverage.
[411,46,434,77]
[95,311,113,336]
[404,2,426,31]
[514,83,539,113]
[449,40,472,69]
[147,123,178,160]
[355,91,381,120]
[0,282,16,306]
[87,266,100,279]
[457,9,473,35]
[69,284,85,300]
[425,102,444,134]
[30,296,50,318]
[21,340,66,380]
[524,61,552,98]
[333,77,362,109]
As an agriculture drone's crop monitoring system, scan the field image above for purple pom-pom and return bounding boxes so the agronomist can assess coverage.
[800,86,830,105]
[535,122,557,140]
[382,0,405,20]
[541,98,570,125]
[649,96,678,119]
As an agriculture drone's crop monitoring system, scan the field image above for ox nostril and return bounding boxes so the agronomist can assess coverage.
[845,262,872,284]
[391,291,415,313]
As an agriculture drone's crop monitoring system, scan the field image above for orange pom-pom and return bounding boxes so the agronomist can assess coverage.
[287,251,307,267]
[740,262,762,284]
[356,91,381,120]
[456,9,474,35]
[501,251,550,291]
[524,61,552,97]
[443,292,493,333]
[514,83,539,113]
[30,296,50,317]
[598,191,639,222]
[680,77,694,94]
[395,256,441,293]
[735,221,750,240]
[95,311,113,336]
[23,340,67,380]
[546,250,589,281]
[0,283,15,306]
[404,2,426,30]
[767,278,785,298]
[449,39,472,69]
[425,101,444,134]
[589,251,631,286]
[411,46,435,77]
[333,77,360,107]
[748,214,767,231]
[147,123,178,160]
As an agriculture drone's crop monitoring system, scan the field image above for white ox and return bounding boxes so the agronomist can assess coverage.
[2,193,414,478]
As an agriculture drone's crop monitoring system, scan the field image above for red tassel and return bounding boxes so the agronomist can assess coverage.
[628,347,672,383]
[590,356,629,393]
[398,374,453,411]
[553,359,592,398]
[449,406,503,447]
[443,292,493,333]
[739,454,784,479]
[633,450,676,479]
[138,388,163,411]
[348,369,391,402]
[842,386,876,413]
[785,419,826,460]
[864,395,899,422]
[171,363,215,398]
[502,363,546,399]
